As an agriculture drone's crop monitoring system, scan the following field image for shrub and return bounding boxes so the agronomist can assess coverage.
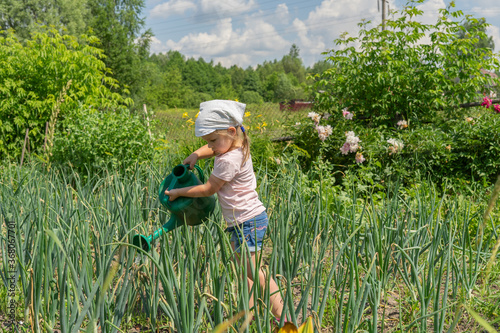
[0,27,131,161]
[309,2,500,128]
[240,90,264,104]
[290,108,500,187]
[52,107,154,174]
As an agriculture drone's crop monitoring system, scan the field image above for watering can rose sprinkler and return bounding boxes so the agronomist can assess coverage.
[132,164,216,252]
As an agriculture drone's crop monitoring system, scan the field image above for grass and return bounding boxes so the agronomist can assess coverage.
[151,103,306,145]
[0,157,499,332]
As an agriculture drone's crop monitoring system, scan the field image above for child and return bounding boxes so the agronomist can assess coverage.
[164,100,284,324]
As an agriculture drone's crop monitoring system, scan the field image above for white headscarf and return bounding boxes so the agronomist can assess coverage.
[195,100,246,137]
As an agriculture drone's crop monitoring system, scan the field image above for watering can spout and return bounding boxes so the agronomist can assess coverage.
[132,216,178,252]
[132,164,216,253]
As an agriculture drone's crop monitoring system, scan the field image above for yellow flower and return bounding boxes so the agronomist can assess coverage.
[235,99,238,102]
[182,112,189,118]
[274,316,314,333]
[257,114,262,118]
[186,118,195,126]
[244,112,251,118]
[262,121,267,127]
[195,111,200,118]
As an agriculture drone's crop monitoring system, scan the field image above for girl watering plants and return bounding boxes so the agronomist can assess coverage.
[164,100,285,326]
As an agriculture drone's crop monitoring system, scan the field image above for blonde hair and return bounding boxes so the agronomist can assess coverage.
[215,126,250,163]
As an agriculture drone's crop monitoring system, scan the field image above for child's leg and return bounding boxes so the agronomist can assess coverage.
[250,251,284,319]
[231,241,284,319]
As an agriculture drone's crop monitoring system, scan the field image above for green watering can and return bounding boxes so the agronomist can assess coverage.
[133,164,216,251]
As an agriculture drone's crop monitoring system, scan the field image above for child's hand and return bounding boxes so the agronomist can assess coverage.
[164,189,179,201]
[183,153,198,170]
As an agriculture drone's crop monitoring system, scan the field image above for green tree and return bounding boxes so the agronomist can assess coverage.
[242,69,263,94]
[0,0,88,39]
[272,73,295,101]
[182,58,216,95]
[307,60,333,76]
[240,91,264,104]
[282,44,306,83]
[0,28,130,160]
[457,17,495,51]
[310,2,500,127]
[214,74,238,100]
[86,0,152,95]
[229,65,245,94]
[150,50,186,72]
[289,43,300,58]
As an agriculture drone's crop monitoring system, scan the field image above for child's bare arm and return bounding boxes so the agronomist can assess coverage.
[164,174,225,201]
[183,144,215,169]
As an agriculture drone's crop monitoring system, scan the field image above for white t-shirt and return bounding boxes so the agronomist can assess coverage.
[211,148,265,227]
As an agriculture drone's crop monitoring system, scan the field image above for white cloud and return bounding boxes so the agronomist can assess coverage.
[147,0,500,67]
[199,0,256,16]
[166,18,233,55]
[150,0,196,19]
[292,18,325,57]
[150,36,169,53]
[415,0,445,24]
[275,3,289,23]
[162,15,288,67]
[213,53,252,67]
[487,25,500,53]
[290,0,379,65]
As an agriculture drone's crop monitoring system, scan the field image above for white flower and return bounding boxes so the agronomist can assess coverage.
[387,138,404,154]
[345,131,360,146]
[396,120,408,129]
[316,125,333,141]
[307,112,321,124]
[355,152,365,164]
[341,131,361,154]
[340,143,350,155]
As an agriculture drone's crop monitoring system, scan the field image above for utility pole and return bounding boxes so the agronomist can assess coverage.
[381,0,386,31]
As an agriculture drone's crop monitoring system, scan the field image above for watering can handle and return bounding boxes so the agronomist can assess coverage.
[191,164,205,183]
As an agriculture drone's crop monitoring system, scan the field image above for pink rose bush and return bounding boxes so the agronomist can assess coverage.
[316,125,333,141]
[307,111,333,141]
[340,131,365,164]
[342,108,353,120]
[480,96,500,113]
[340,131,360,155]
[481,97,493,108]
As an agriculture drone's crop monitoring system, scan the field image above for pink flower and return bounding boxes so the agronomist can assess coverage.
[340,143,350,155]
[481,97,492,108]
[342,108,353,120]
[316,125,333,141]
[495,105,500,113]
[355,152,365,164]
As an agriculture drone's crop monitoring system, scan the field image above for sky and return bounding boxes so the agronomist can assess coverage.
[144,0,500,69]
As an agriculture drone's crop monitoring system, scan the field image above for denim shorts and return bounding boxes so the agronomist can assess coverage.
[226,211,268,253]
